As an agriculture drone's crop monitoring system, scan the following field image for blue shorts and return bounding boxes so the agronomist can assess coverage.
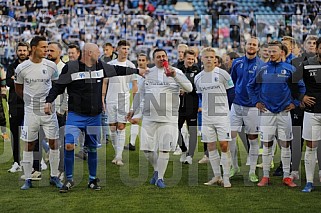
[65,112,102,148]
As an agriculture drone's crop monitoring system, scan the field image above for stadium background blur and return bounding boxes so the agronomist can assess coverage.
[0,0,320,69]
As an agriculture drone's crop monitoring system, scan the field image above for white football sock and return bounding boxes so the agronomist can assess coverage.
[262,145,272,178]
[305,146,317,183]
[230,137,238,169]
[49,149,60,177]
[249,139,259,174]
[157,152,169,180]
[144,151,158,171]
[281,146,291,178]
[221,151,231,178]
[116,129,126,160]
[209,149,221,177]
[21,151,33,179]
[130,124,139,146]
[272,138,277,157]
[110,130,117,153]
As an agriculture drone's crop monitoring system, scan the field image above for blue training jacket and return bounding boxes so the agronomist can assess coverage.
[285,53,296,64]
[230,56,265,107]
[247,61,306,113]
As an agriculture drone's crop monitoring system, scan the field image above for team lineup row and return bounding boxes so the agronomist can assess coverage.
[2,35,321,193]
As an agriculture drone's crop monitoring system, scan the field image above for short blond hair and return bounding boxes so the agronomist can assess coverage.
[201,47,216,56]
[178,44,188,49]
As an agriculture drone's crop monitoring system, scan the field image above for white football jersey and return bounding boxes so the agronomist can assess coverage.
[15,59,59,114]
[194,67,234,124]
[106,59,137,106]
[139,66,192,123]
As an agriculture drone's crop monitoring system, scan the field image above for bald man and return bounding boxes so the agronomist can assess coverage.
[45,43,147,193]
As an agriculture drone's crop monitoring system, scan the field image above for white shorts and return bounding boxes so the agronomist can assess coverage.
[21,112,59,142]
[230,103,259,134]
[302,112,321,141]
[106,102,129,124]
[140,120,178,152]
[259,110,293,142]
[201,121,232,143]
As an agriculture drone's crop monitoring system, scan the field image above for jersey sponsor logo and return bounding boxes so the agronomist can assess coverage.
[25,78,50,84]
[277,74,288,78]
[199,85,220,91]
[145,80,170,86]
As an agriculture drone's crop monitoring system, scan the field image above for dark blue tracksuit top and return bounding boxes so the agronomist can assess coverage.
[230,56,265,107]
[247,61,306,113]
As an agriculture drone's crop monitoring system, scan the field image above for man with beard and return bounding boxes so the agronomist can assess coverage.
[6,42,30,173]
[248,41,305,187]
[47,41,68,181]
[229,36,265,182]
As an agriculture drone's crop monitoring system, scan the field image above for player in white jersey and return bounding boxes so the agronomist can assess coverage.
[124,53,149,151]
[194,47,234,188]
[102,40,137,166]
[129,49,192,188]
[15,36,62,190]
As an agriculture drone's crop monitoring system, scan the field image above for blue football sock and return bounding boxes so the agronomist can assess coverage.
[64,149,74,181]
[87,148,97,181]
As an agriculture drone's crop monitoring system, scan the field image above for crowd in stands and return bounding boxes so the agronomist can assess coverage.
[0,0,320,69]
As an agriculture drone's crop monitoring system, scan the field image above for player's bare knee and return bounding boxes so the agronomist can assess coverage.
[26,141,36,151]
[117,123,126,130]
[220,144,228,152]
[109,125,117,132]
[131,119,140,125]
[65,144,75,151]
[207,143,215,151]
[263,142,273,147]
[48,139,58,150]
[231,131,238,139]
[248,134,258,140]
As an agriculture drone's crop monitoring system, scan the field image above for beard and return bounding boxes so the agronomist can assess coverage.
[18,55,28,61]
[47,57,57,62]
[246,51,256,56]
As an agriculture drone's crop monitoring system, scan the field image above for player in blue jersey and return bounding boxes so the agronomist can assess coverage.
[247,41,305,187]
[282,36,297,64]
[229,36,265,182]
